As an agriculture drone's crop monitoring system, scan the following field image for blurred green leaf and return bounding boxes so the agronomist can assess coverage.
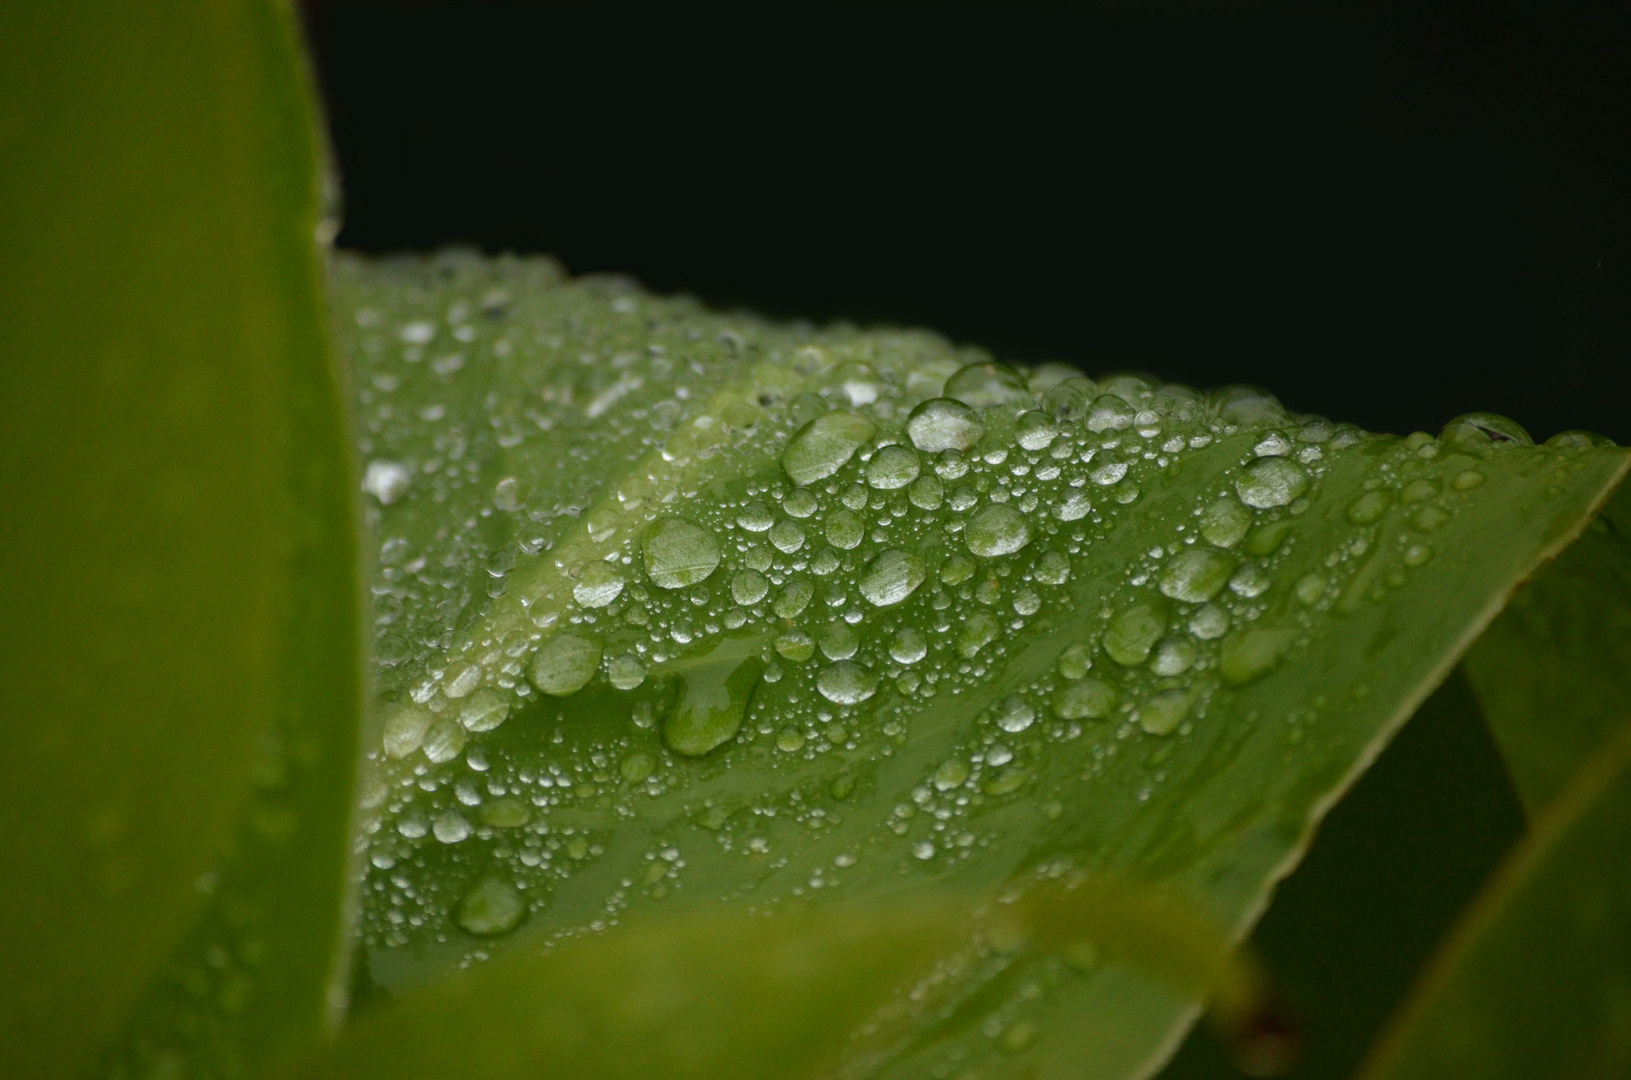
[1465,482,1631,814]
[333,253,1626,1079]
[1359,722,1631,1080]
[0,3,359,1078]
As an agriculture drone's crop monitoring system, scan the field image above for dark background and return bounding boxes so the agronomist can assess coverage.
[300,3,1622,1076]
[302,0,1630,444]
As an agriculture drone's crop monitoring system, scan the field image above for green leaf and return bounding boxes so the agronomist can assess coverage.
[1464,481,1631,814]
[0,3,360,1078]
[1358,722,1631,1080]
[334,252,1627,1079]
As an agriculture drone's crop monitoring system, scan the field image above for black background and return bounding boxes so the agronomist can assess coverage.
[302,0,1630,443]
[300,4,1624,1076]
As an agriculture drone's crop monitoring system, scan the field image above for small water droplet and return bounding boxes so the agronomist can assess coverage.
[362,460,412,506]
[994,697,1036,733]
[1347,490,1391,524]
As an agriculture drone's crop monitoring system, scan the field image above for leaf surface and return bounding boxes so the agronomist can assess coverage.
[1464,481,1631,814]
[334,252,1627,1080]
[0,3,360,1078]
[1359,722,1631,1080]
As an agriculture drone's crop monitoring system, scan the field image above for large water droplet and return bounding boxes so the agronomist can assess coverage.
[907,398,986,452]
[769,518,806,554]
[994,697,1037,733]
[783,411,878,485]
[1085,394,1136,433]
[1200,498,1251,548]
[1220,628,1298,685]
[572,562,625,608]
[859,549,927,607]
[643,516,722,589]
[1235,457,1311,509]
[966,504,1033,557]
[1054,678,1117,720]
[890,627,928,664]
[529,632,602,696]
[731,568,770,605]
[422,718,467,764]
[817,661,879,704]
[1440,412,1533,448]
[381,703,432,759]
[1158,548,1236,603]
[457,877,527,936]
[663,635,766,756]
[866,445,921,489]
[944,361,1028,407]
[1212,385,1288,426]
[1104,603,1167,666]
[1138,691,1190,735]
[458,688,511,732]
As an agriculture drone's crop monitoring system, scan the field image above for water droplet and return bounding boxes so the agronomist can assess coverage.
[769,518,806,553]
[908,474,945,510]
[912,840,937,860]
[817,661,879,704]
[1347,490,1391,524]
[529,632,602,696]
[573,562,625,608]
[944,361,1028,407]
[966,504,1033,557]
[663,635,766,756]
[775,630,816,661]
[958,610,1000,657]
[1058,643,1093,679]
[1138,691,1190,735]
[1090,454,1130,486]
[866,445,921,489]
[773,579,814,618]
[457,877,527,936]
[1104,603,1168,666]
[821,507,864,550]
[1054,678,1118,720]
[493,476,522,512]
[784,411,878,485]
[1403,543,1434,567]
[737,501,775,532]
[1035,550,1071,584]
[907,398,986,452]
[783,488,819,518]
[433,812,471,844]
[984,769,1028,796]
[362,460,412,506]
[381,703,432,759]
[1294,572,1326,606]
[1236,457,1311,509]
[1220,628,1298,685]
[1200,498,1252,548]
[1042,378,1092,422]
[1441,413,1532,448]
[608,653,647,690]
[1212,385,1288,426]
[994,697,1036,733]
[1017,411,1059,450]
[1244,520,1293,557]
[1228,562,1271,598]
[422,718,467,764]
[1188,603,1230,639]
[459,688,511,732]
[941,554,976,585]
[933,758,972,791]
[731,569,770,605]
[1150,636,1198,676]
[890,627,929,664]
[483,798,530,828]
[1158,548,1236,603]
[859,549,927,607]
[1086,394,1135,432]
[1400,479,1439,504]
[1410,505,1450,533]
[643,516,722,589]
[1452,470,1485,491]
[1055,490,1092,521]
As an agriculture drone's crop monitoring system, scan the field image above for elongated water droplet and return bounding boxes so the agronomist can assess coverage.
[783,411,878,485]
[663,635,766,756]
[1440,412,1533,448]
[859,549,927,607]
[643,516,722,589]
[1159,548,1236,603]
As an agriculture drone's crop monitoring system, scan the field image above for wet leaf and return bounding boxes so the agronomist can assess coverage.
[0,3,359,1078]
[333,253,1628,1080]
[1359,723,1631,1080]
[1465,482,1631,814]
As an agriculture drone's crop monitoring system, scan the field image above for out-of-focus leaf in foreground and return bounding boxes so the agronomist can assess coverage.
[1465,481,1631,814]
[333,252,1626,1080]
[1359,723,1631,1080]
[0,3,360,1079]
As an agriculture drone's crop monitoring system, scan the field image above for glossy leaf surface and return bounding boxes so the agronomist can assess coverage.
[334,252,1627,1080]
[0,3,359,1078]
[1360,723,1631,1080]
[1465,482,1631,814]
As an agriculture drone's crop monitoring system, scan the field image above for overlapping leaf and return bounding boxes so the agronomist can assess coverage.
[331,252,1626,1080]
[0,3,360,1078]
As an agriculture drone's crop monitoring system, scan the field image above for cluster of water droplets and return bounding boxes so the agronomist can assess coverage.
[334,252,1606,992]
